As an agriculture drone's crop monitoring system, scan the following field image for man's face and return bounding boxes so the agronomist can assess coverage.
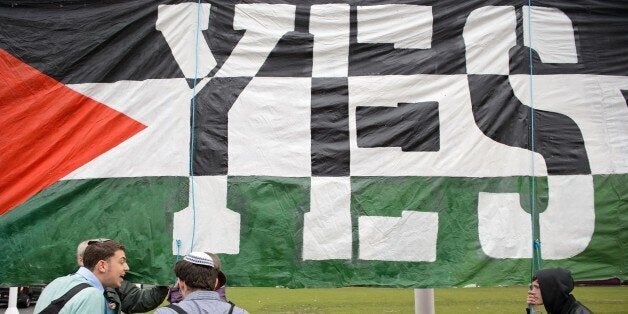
[529,279,544,305]
[100,249,129,288]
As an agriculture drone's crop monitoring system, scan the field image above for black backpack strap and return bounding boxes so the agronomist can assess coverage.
[228,301,235,314]
[39,283,92,314]
[166,303,188,314]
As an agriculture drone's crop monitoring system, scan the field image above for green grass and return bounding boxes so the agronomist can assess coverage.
[149,286,627,313]
[228,286,627,313]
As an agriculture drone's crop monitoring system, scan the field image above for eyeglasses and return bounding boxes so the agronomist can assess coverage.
[87,238,111,245]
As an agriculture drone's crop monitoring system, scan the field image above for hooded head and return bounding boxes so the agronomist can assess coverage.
[534,268,574,313]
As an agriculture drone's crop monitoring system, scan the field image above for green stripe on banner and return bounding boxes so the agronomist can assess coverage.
[0,174,625,287]
[221,175,625,288]
[222,176,542,288]
[225,176,310,287]
[0,177,188,285]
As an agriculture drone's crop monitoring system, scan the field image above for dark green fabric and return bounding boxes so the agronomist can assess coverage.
[0,177,187,285]
[0,175,626,287]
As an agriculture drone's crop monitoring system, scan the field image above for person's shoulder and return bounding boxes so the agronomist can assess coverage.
[45,273,75,287]
[41,274,90,296]
[154,305,177,314]
[33,275,82,312]
[226,300,248,314]
[572,301,593,314]
[61,286,105,313]
[81,286,103,295]
[71,285,104,302]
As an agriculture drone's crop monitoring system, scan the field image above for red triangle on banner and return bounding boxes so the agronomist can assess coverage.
[0,49,147,215]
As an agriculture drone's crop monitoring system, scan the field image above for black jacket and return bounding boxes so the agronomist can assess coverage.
[535,268,593,314]
[104,280,169,313]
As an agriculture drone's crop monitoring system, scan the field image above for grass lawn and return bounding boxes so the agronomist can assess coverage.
[225,286,627,313]
[149,285,627,313]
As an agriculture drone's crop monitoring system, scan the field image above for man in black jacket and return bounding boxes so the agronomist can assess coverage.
[526,268,592,314]
[77,239,169,313]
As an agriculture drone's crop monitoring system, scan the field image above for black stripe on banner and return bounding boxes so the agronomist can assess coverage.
[192,77,252,176]
[311,77,350,177]
[356,102,440,152]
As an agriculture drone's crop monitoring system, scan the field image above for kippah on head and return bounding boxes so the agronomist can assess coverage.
[184,252,215,267]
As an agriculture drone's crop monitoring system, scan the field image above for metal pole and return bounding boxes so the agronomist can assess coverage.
[414,288,435,314]
[6,286,20,314]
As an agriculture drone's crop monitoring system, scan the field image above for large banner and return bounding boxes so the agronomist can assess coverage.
[1,0,626,288]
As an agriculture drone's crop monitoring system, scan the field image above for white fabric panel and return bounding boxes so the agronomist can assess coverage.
[478,192,532,258]
[510,74,628,174]
[357,5,432,49]
[172,176,241,254]
[596,76,628,173]
[478,175,595,259]
[540,175,594,259]
[215,4,295,77]
[156,3,215,78]
[359,210,438,262]
[349,75,547,177]
[463,6,516,75]
[311,4,350,77]
[303,177,352,260]
[228,77,311,176]
[523,6,578,64]
[64,79,190,178]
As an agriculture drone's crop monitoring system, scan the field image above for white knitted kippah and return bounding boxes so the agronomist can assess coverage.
[184,252,215,267]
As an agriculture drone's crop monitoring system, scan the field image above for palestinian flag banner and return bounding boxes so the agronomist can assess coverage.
[1,0,626,288]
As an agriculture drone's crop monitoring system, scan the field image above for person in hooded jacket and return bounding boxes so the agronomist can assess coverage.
[526,268,592,314]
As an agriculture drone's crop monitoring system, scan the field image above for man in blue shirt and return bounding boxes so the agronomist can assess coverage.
[77,240,168,313]
[35,240,129,314]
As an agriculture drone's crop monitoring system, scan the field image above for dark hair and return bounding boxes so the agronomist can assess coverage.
[83,240,125,270]
[205,252,222,270]
[174,260,219,291]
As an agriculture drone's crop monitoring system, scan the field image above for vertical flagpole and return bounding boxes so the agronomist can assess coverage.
[414,288,435,314]
[6,287,19,314]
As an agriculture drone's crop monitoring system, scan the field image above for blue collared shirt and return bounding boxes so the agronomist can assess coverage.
[75,266,105,292]
[75,267,114,313]
[34,267,108,313]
